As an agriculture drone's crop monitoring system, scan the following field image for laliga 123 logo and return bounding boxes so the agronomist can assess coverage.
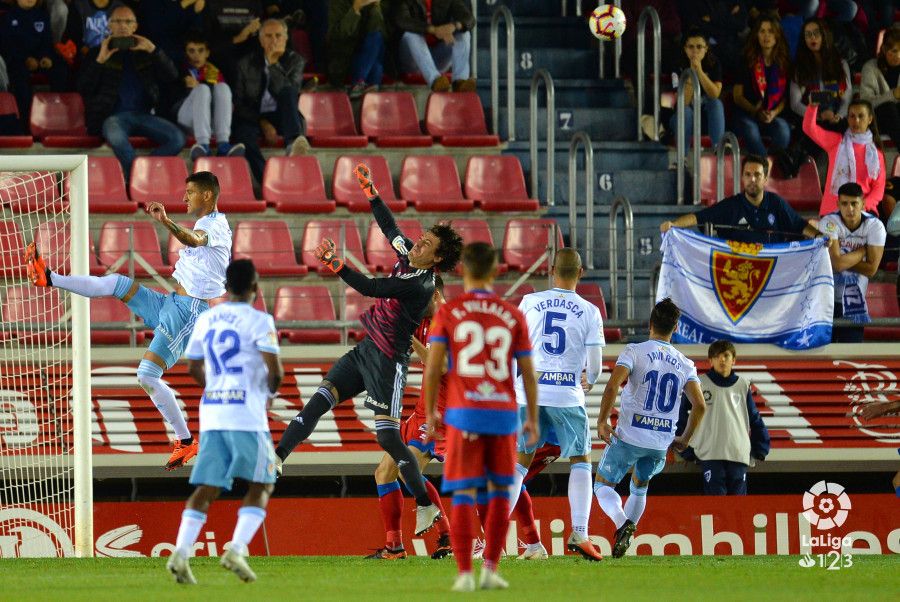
[802,480,851,531]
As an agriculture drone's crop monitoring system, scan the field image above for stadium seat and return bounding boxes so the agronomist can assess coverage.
[442,283,464,300]
[766,156,821,212]
[502,218,564,273]
[0,92,33,148]
[85,156,137,213]
[576,282,622,342]
[699,154,738,206]
[360,92,432,147]
[90,297,145,344]
[365,218,424,272]
[98,221,171,277]
[301,219,369,274]
[464,156,539,212]
[864,282,900,341]
[400,155,473,212]
[273,285,341,343]
[232,220,308,276]
[35,221,105,275]
[332,155,405,212]
[424,92,500,147]
[449,218,507,273]
[29,92,101,147]
[129,157,190,213]
[0,220,26,278]
[299,92,368,148]
[208,290,268,313]
[262,156,335,213]
[343,287,376,340]
[193,157,265,212]
[1,285,67,343]
[0,171,63,213]
[494,282,536,307]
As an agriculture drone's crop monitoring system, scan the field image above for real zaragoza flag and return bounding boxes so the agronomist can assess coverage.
[656,229,834,349]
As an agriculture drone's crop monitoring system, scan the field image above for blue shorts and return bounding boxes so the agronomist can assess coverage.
[596,436,667,484]
[124,284,208,368]
[517,405,590,458]
[189,430,277,490]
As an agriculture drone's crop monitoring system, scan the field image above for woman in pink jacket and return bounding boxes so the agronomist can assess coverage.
[803,98,885,216]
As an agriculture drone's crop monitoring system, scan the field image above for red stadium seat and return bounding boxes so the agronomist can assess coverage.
[576,282,621,342]
[400,155,473,212]
[449,218,507,273]
[273,285,340,343]
[193,157,265,212]
[464,156,539,212]
[332,155,405,212]
[0,92,33,148]
[0,220,26,278]
[262,156,335,213]
[209,291,268,313]
[232,220,307,276]
[864,282,900,341]
[35,221,105,275]
[360,92,432,147]
[425,92,500,147]
[29,92,101,147]
[365,218,424,272]
[85,156,137,213]
[766,156,821,212]
[699,154,738,206]
[98,221,171,277]
[0,171,64,213]
[130,157,189,213]
[299,92,367,148]
[344,287,376,340]
[301,219,369,274]
[502,218,563,273]
[442,283,463,300]
[494,282,535,307]
[91,297,145,344]
[1,285,67,343]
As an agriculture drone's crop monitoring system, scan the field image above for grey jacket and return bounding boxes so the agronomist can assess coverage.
[859,57,896,109]
[233,46,305,124]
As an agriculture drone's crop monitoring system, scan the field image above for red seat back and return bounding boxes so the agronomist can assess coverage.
[35,221,100,273]
[129,157,189,210]
[0,92,20,117]
[450,218,495,246]
[0,220,25,277]
[301,219,365,269]
[464,156,528,201]
[366,219,424,271]
[29,92,87,137]
[193,157,256,204]
[360,92,423,137]
[232,220,300,271]
[425,92,489,136]
[300,92,359,137]
[87,156,129,205]
[98,221,165,274]
[3,285,65,324]
[502,219,563,272]
[767,156,821,211]
[0,171,63,213]
[332,155,397,203]
[208,292,268,313]
[400,155,463,201]
[866,283,900,318]
[699,154,737,206]
[493,283,535,307]
[262,156,328,203]
[273,285,340,343]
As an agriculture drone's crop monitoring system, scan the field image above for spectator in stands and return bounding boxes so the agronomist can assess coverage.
[327,0,386,99]
[675,0,748,75]
[818,182,886,342]
[860,27,900,151]
[668,29,725,150]
[731,15,792,161]
[391,0,476,92]
[233,18,310,184]
[803,98,886,215]
[886,176,900,235]
[135,0,203,67]
[62,0,117,58]
[660,154,823,243]
[0,0,70,121]
[676,340,769,496]
[77,4,185,181]
[204,0,277,82]
[174,31,244,161]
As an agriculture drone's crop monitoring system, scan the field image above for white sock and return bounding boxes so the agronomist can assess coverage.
[593,482,627,529]
[175,509,206,557]
[525,542,544,553]
[50,272,129,298]
[568,462,593,537]
[136,360,190,440]
[230,506,266,555]
[624,482,648,524]
[507,463,529,516]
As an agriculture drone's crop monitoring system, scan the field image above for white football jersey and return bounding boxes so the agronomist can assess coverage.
[185,301,279,432]
[515,288,605,407]
[614,339,699,450]
[818,212,886,299]
[173,211,232,299]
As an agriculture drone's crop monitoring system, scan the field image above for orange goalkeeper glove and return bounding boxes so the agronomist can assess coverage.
[314,238,344,273]
[354,163,378,200]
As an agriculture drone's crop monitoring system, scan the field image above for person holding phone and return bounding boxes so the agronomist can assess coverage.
[77,4,185,182]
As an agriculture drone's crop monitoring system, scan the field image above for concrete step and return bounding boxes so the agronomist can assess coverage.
[475,16,594,49]
[496,107,634,142]
[478,78,631,110]
[477,47,598,80]
[474,0,569,19]
[508,140,670,173]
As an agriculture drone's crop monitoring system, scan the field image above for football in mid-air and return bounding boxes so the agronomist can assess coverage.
[589,4,627,41]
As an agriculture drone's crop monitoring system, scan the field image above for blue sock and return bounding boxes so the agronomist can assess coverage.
[895,486,900,498]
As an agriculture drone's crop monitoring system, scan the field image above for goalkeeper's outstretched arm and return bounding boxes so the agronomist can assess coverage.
[354,163,408,247]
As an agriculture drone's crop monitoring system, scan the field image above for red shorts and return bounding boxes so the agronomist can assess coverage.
[441,425,516,493]
[401,412,446,461]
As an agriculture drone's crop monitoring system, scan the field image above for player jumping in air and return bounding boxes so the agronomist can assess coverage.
[167,259,284,584]
[424,242,539,591]
[275,163,463,536]
[368,275,452,560]
[594,298,706,558]
[23,171,232,471]
[508,248,606,561]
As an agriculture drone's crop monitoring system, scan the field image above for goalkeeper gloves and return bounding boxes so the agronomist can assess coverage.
[354,163,379,200]
[314,238,344,273]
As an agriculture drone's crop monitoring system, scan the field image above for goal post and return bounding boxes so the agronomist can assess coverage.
[0,155,92,557]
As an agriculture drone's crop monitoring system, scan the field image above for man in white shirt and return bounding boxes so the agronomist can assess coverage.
[24,171,232,470]
[167,258,284,584]
[509,249,605,561]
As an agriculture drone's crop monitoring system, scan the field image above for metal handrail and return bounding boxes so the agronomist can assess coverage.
[530,69,556,205]
[716,131,741,203]
[568,131,595,269]
[608,196,634,321]
[675,67,702,204]
[470,0,478,79]
[597,0,623,79]
[490,6,515,141]
[636,6,661,141]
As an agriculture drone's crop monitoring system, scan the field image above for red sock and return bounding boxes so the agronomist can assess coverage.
[424,479,451,536]
[514,488,540,545]
[451,494,475,574]
[476,489,489,532]
[483,491,511,571]
[377,481,403,549]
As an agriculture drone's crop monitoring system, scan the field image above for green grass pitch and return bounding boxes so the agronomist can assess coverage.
[0,555,895,601]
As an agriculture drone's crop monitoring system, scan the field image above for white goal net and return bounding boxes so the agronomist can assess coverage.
[0,157,92,557]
